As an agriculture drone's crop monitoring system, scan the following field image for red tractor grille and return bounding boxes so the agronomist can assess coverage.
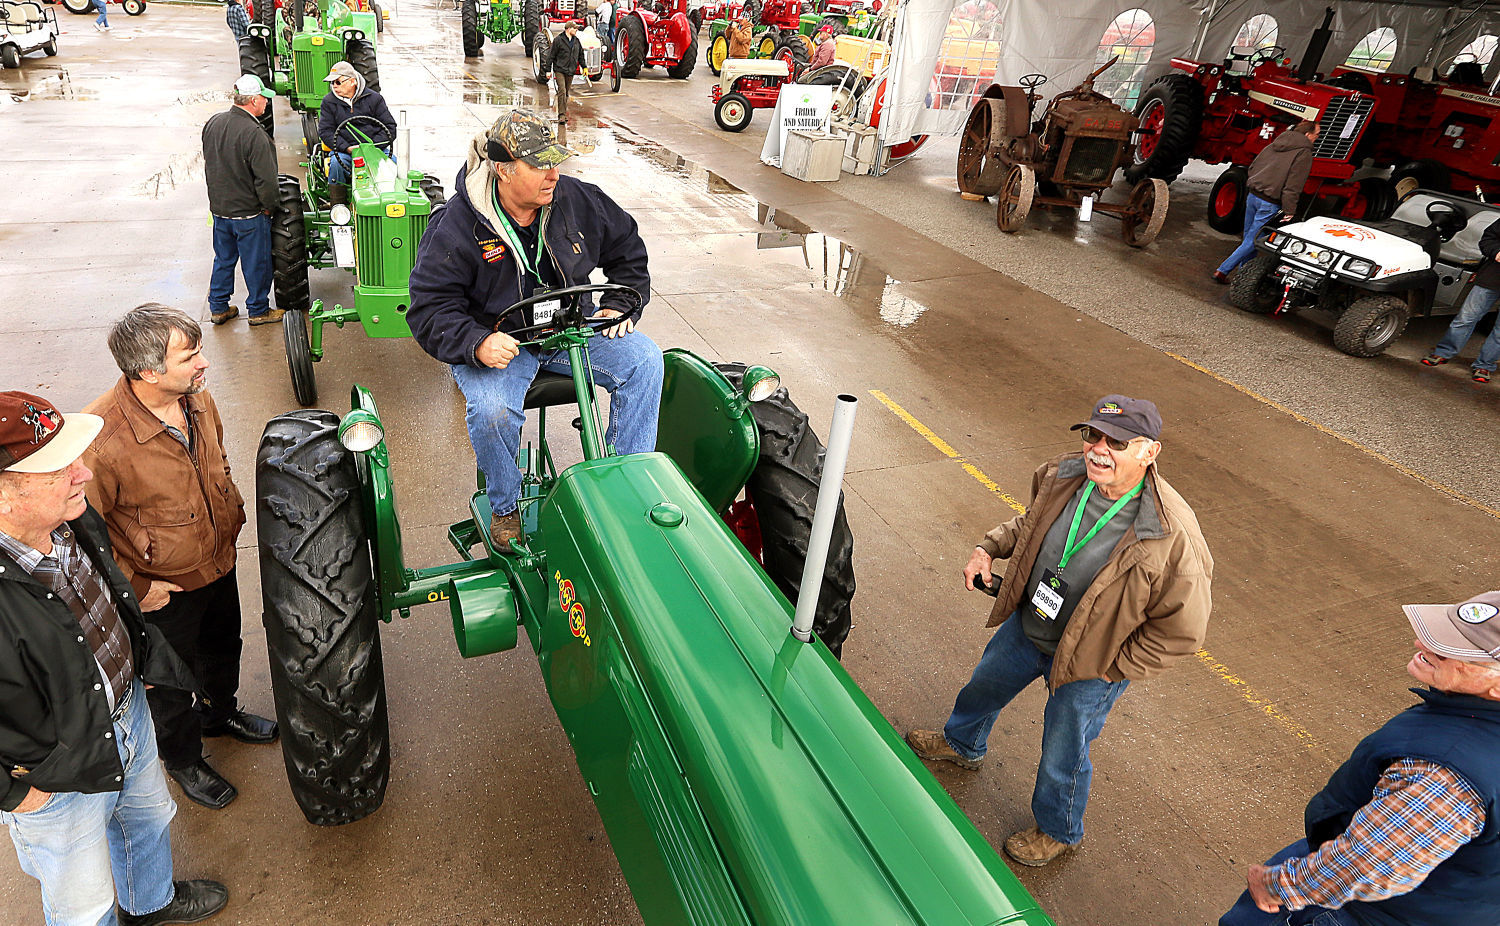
[1314,94,1375,162]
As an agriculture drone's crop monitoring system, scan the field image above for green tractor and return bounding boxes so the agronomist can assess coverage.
[239,0,381,135]
[705,0,881,75]
[254,286,1056,925]
[460,0,523,57]
[271,117,445,406]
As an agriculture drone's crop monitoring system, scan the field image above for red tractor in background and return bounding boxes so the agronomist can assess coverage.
[1125,8,1385,233]
[614,0,697,79]
[753,0,814,70]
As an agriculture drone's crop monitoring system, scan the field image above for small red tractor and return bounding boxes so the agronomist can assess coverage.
[711,57,790,131]
[521,0,586,70]
[613,0,697,79]
[1126,9,1384,233]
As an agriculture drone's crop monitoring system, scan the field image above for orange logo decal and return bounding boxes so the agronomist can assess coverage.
[555,571,591,646]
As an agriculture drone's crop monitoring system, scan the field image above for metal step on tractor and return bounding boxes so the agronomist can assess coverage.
[239,0,381,138]
[958,57,1170,247]
[271,116,444,406]
[611,0,697,80]
[0,0,59,70]
[253,284,1057,925]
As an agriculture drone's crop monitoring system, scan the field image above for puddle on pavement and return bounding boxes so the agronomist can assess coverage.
[458,75,527,106]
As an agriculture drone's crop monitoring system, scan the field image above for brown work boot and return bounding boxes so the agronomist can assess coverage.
[489,510,522,552]
[904,729,982,770]
[209,304,240,325]
[248,308,286,327]
[1003,825,1076,867]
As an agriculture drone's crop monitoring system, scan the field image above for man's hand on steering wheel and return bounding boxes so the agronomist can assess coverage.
[591,308,635,339]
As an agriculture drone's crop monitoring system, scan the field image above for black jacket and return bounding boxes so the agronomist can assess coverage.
[550,31,583,74]
[317,86,398,154]
[407,163,650,366]
[201,105,278,218]
[0,507,193,812]
[1473,218,1500,290]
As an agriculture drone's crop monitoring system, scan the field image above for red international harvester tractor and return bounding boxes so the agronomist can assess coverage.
[614,0,697,79]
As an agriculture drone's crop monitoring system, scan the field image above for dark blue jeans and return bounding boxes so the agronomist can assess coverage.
[942,612,1130,844]
[1219,840,1361,926]
[208,214,272,317]
[1218,192,1282,275]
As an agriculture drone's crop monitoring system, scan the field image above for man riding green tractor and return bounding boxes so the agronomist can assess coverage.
[239,0,380,135]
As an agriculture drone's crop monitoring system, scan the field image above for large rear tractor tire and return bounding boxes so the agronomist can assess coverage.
[956,98,1006,196]
[666,27,698,78]
[716,363,857,657]
[252,0,274,28]
[522,0,542,58]
[799,64,864,121]
[272,175,312,317]
[1334,294,1410,357]
[257,410,389,825]
[1207,165,1248,235]
[618,14,646,78]
[1126,73,1203,184]
[345,38,380,93]
[1392,159,1452,199]
[1227,252,1281,315]
[419,174,446,207]
[531,31,552,84]
[773,33,810,72]
[461,0,482,56]
[238,35,276,139]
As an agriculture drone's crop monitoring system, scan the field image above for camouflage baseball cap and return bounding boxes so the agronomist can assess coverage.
[485,110,578,169]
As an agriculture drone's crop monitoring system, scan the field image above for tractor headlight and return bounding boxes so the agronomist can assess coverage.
[1344,257,1378,277]
[741,365,780,402]
[330,204,353,226]
[338,408,385,452]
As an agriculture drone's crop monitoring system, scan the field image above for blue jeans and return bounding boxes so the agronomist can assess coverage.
[450,330,664,517]
[328,147,395,185]
[1432,284,1500,372]
[93,0,107,25]
[208,214,272,317]
[1219,840,1361,926]
[1218,193,1282,275]
[942,613,1130,845]
[0,679,178,926]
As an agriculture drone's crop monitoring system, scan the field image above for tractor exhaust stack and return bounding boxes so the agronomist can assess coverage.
[792,394,858,644]
[1298,7,1335,84]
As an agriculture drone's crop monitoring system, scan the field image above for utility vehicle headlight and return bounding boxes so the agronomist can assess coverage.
[1344,257,1378,277]
[741,365,780,402]
[330,204,352,225]
[1311,249,1334,267]
[1284,239,1307,255]
[338,408,384,452]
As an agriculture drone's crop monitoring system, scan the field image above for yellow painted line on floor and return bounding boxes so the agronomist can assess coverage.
[1164,351,1500,521]
[871,387,1333,759]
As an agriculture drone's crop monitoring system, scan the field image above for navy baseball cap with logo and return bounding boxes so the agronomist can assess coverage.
[1405,591,1500,666]
[1070,395,1162,443]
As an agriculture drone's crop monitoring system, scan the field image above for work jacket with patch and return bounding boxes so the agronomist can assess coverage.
[83,379,246,598]
[977,453,1213,689]
[406,134,650,366]
[0,508,194,812]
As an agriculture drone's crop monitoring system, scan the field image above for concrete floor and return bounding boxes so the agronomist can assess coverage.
[3,4,1500,924]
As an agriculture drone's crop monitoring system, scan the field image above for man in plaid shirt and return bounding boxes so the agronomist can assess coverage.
[1221,590,1500,926]
[225,0,249,40]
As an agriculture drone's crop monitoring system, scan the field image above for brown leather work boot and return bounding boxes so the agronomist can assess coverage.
[489,510,522,552]
[1003,825,1076,867]
[904,729,982,770]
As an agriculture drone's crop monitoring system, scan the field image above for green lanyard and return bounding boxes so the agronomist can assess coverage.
[1057,480,1142,574]
[490,188,549,283]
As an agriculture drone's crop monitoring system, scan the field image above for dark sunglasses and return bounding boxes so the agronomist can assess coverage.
[1079,426,1143,452]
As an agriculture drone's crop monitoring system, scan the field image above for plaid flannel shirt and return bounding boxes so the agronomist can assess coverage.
[1270,757,1486,909]
[226,0,250,39]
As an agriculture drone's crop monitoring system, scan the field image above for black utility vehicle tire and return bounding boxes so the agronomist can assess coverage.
[419,174,446,206]
[43,36,58,55]
[1126,73,1203,184]
[283,310,317,407]
[461,0,481,56]
[1207,165,1248,235]
[238,35,276,138]
[257,410,389,825]
[272,175,312,316]
[716,363,857,657]
[1354,177,1397,221]
[1227,252,1281,315]
[0,45,19,69]
[1334,294,1410,357]
[618,14,646,78]
[345,38,380,92]
[666,28,697,78]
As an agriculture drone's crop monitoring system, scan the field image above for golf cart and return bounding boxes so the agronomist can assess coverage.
[1228,190,1500,356]
[0,0,57,69]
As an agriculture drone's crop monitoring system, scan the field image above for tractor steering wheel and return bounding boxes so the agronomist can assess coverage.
[496,282,646,343]
[334,114,395,153]
[1018,73,1047,92]
[1252,44,1286,63]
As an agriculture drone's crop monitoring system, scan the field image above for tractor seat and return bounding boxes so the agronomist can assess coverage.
[523,370,579,409]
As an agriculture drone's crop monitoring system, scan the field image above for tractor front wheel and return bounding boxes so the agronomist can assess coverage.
[1207,165,1247,235]
[282,310,317,407]
[345,38,380,93]
[122,0,145,15]
[1227,252,1281,315]
[257,410,389,825]
[996,163,1035,233]
[238,35,275,139]
[666,26,698,78]
[300,111,320,161]
[715,363,857,657]
[618,14,646,78]
[708,33,728,74]
[1334,294,1410,357]
[752,28,776,58]
[461,0,482,56]
[1122,178,1169,248]
[61,0,91,14]
[714,91,752,131]
[272,174,312,317]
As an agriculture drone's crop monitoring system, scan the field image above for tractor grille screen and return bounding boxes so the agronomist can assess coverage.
[296,45,342,96]
[356,212,428,287]
[1061,137,1118,185]
[1315,95,1374,161]
[584,46,601,70]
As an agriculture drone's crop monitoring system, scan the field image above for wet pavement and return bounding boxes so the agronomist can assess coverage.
[4,4,1500,925]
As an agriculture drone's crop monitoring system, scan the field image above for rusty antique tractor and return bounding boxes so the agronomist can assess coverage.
[957,57,1169,247]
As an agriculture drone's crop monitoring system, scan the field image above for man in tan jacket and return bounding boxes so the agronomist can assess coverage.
[907,395,1212,867]
[84,304,277,812]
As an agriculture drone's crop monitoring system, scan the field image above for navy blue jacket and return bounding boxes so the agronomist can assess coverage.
[1303,687,1500,926]
[407,165,650,366]
[317,87,397,154]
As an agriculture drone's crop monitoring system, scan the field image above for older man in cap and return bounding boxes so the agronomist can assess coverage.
[906,395,1213,867]
[316,60,398,187]
[201,74,281,327]
[407,109,659,553]
[0,392,228,926]
[1220,591,1500,926]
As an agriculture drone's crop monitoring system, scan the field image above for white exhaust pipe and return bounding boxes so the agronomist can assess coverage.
[397,109,411,173]
[792,394,858,644]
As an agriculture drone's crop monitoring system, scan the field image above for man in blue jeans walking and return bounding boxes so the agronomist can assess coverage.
[906,396,1213,867]
[1214,120,1318,284]
[201,75,282,327]
[1422,217,1500,384]
[407,110,660,552]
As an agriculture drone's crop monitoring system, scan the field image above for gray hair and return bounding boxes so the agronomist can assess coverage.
[107,303,202,380]
[493,160,521,179]
[233,92,258,106]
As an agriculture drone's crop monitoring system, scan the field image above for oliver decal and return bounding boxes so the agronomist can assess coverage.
[556,570,592,646]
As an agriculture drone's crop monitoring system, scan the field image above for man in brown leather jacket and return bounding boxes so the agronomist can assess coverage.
[907,395,1213,868]
[727,15,753,59]
[83,304,278,812]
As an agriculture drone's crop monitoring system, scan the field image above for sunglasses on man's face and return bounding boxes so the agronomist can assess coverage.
[1079,426,1143,452]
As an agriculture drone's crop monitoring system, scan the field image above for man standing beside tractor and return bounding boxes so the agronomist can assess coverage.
[407,110,660,553]
[202,74,281,327]
[1214,120,1318,285]
[725,14,752,59]
[906,395,1213,867]
[317,61,398,187]
[549,20,584,122]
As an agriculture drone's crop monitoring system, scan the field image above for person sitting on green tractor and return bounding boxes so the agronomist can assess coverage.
[406,110,661,552]
[316,61,398,186]
[809,24,836,69]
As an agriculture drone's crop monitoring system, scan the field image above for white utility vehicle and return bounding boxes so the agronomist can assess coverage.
[0,0,59,70]
[1229,191,1500,357]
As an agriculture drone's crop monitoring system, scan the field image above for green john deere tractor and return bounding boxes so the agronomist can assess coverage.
[254,285,1056,925]
[239,0,380,135]
[460,0,522,57]
[271,117,445,406]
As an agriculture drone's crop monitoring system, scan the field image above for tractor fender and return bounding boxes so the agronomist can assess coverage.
[997,85,1032,141]
[627,7,656,26]
[978,82,1004,101]
[663,10,693,46]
